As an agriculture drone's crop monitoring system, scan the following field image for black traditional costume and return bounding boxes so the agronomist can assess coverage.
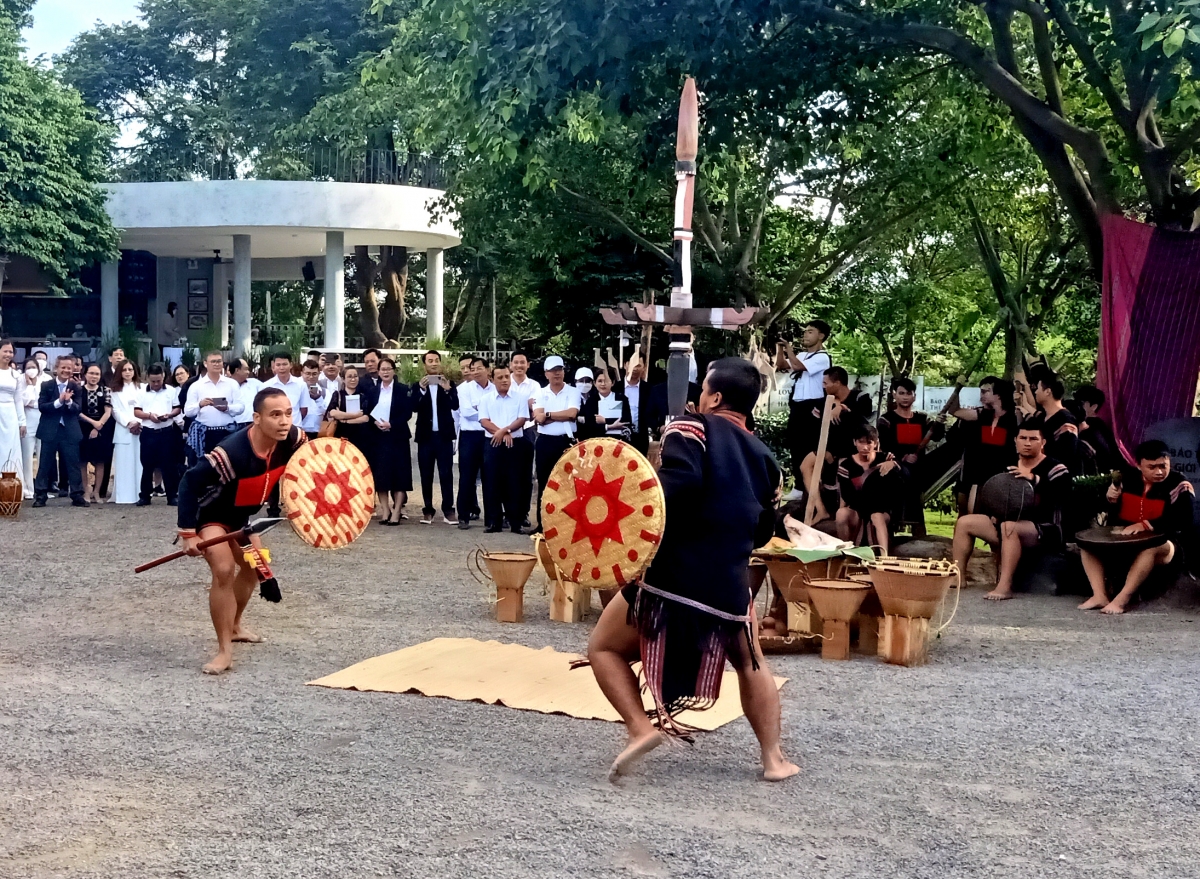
[622,412,778,734]
[1030,409,1081,475]
[837,453,903,517]
[1018,457,1072,550]
[1108,469,1195,545]
[958,407,1018,495]
[177,425,307,536]
[877,410,940,474]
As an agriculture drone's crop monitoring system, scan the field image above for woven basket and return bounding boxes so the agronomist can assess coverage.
[805,578,873,623]
[281,438,374,549]
[866,558,959,620]
[0,465,22,519]
[540,438,665,589]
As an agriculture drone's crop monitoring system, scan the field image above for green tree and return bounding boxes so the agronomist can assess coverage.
[799,0,1200,275]
[0,11,117,290]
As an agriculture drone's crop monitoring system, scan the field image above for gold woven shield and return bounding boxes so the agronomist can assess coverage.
[281,437,375,549]
[540,437,666,589]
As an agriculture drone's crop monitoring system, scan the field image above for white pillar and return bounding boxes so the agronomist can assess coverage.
[213,262,230,348]
[324,231,345,350]
[101,261,119,341]
[426,247,444,343]
[232,234,252,355]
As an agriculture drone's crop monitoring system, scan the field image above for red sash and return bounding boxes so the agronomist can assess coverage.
[981,425,1007,447]
[895,423,923,445]
[234,466,285,508]
[1118,492,1165,524]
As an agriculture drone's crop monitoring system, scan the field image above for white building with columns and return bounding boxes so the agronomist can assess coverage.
[101,176,460,353]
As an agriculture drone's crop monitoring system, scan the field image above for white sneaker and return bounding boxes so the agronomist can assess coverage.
[420,514,433,525]
[782,488,804,501]
[443,514,459,525]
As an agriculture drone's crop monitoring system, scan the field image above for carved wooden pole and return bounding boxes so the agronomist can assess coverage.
[667,78,699,418]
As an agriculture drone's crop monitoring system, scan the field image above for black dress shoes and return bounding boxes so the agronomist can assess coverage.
[72,498,90,507]
[31,499,46,508]
[136,499,151,506]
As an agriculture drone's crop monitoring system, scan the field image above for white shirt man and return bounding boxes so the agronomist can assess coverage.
[227,359,262,425]
[532,382,582,437]
[457,373,495,434]
[263,356,306,427]
[137,383,181,430]
[184,354,244,428]
[509,353,541,433]
[298,363,327,435]
[479,385,528,441]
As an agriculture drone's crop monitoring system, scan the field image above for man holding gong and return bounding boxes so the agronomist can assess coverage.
[1078,440,1194,614]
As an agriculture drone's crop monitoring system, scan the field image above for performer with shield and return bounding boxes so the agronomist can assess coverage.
[951,425,1071,601]
[587,358,798,783]
[176,387,307,674]
[1077,440,1194,614]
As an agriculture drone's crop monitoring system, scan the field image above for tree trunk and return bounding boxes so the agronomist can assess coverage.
[378,245,409,341]
[1003,324,1022,379]
[305,279,324,330]
[353,245,386,348]
[445,275,482,345]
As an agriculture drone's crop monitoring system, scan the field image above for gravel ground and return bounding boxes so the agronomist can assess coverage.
[3,495,1200,879]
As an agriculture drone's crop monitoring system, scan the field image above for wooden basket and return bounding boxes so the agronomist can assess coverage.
[805,579,873,661]
[469,549,538,623]
[866,558,958,619]
[865,557,961,667]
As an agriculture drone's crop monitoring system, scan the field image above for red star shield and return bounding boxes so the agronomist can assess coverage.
[562,467,636,556]
[304,463,361,525]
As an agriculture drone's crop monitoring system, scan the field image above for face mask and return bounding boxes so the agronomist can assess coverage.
[26,367,40,378]
[35,359,46,369]
[576,381,592,393]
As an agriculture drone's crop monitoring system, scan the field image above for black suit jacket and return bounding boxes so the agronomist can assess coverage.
[411,379,459,442]
[372,381,413,440]
[37,379,84,442]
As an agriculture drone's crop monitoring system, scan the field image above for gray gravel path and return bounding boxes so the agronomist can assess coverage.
[3,499,1200,879]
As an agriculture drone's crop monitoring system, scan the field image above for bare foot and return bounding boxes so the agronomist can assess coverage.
[763,748,800,782]
[202,651,233,675]
[984,588,1013,601]
[608,731,664,782]
[232,627,263,643]
[1078,596,1108,610]
[1101,600,1128,615]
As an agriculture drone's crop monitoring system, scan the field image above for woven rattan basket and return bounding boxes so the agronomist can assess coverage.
[865,557,959,621]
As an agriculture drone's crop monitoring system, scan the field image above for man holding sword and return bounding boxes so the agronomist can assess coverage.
[176,387,307,675]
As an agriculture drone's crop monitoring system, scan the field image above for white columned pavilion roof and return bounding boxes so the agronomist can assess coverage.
[104,180,461,257]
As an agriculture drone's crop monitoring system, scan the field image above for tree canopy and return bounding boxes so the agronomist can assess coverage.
[0,10,117,290]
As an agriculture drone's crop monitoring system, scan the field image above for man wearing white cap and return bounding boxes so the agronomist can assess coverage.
[531,355,581,531]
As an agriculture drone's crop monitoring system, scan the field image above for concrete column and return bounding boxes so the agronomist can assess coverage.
[426,247,444,343]
[324,231,345,350]
[101,261,119,341]
[213,262,230,348]
[232,234,252,355]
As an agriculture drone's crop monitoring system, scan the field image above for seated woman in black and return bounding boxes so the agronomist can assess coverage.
[1079,439,1195,614]
[835,423,903,556]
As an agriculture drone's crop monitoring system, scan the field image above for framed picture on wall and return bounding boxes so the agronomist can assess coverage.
[188,278,209,297]
[188,314,209,330]
[188,295,208,314]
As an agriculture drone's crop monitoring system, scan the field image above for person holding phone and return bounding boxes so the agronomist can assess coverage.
[184,350,244,456]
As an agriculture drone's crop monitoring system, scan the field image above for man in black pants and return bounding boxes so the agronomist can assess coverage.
[479,363,529,533]
[32,356,87,507]
[134,363,184,506]
[531,355,581,531]
[455,357,493,530]
[411,350,459,525]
